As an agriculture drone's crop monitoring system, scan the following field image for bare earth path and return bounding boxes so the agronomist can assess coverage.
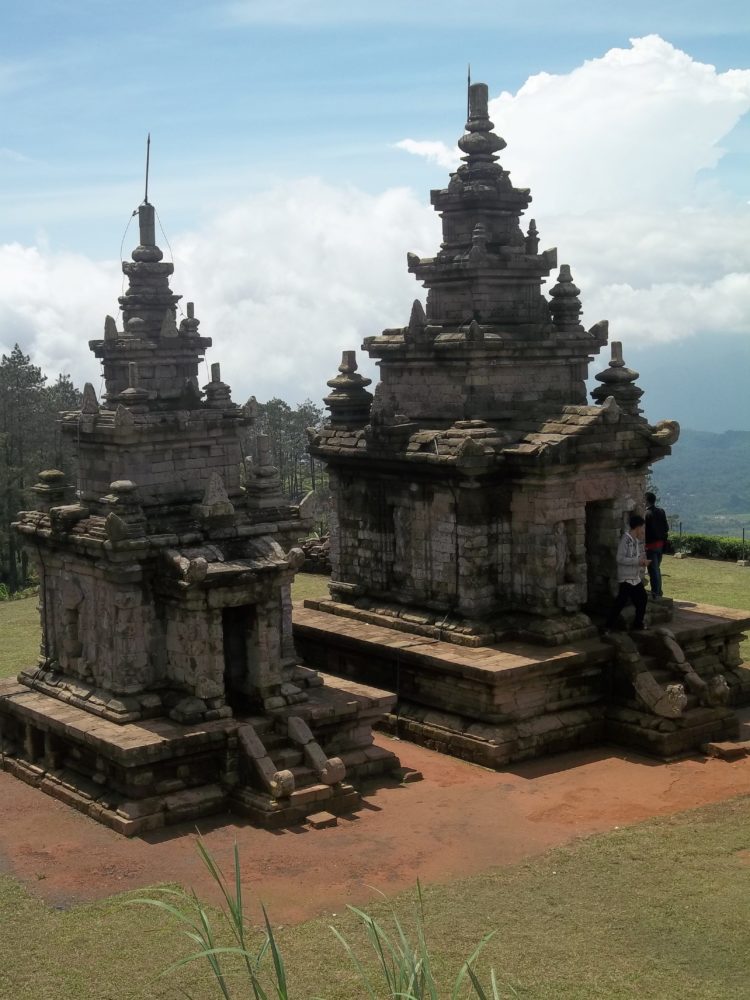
[3,731,750,923]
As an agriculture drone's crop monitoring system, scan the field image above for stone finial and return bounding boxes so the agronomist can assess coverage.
[193,472,235,522]
[244,433,284,510]
[103,479,147,543]
[131,203,164,263]
[79,382,100,434]
[243,395,260,423]
[179,301,201,335]
[203,361,232,409]
[80,383,99,415]
[255,434,279,474]
[118,362,149,408]
[113,403,136,431]
[457,82,506,159]
[525,219,539,255]
[104,315,118,341]
[30,469,70,512]
[466,319,484,343]
[405,299,427,342]
[549,264,583,333]
[201,473,232,509]
[591,341,644,416]
[323,351,373,426]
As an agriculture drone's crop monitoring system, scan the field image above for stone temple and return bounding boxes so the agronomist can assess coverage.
[0,201,399,835]
[297,82,750,765]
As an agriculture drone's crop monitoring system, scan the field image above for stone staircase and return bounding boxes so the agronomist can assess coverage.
[229,709,399,828]
[604,629,738,757]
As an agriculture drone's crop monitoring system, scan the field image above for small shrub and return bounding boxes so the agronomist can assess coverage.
[673,534,746,561]
[0,584,39,602]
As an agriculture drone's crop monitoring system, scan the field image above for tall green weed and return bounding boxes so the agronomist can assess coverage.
[132,839,509,999]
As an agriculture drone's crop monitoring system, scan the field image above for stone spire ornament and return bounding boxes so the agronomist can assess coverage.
[525,219,539,255]
[592,341,644,416]
[117,362,149,408]
[179,301,201,336]
[244,433,284,509]
[323,351,373,426]
[203,362,232,409]
[457,82,506,161]
[549,265,583,333]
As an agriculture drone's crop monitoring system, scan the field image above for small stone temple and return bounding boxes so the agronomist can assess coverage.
[297,82,750,765]
[0,200,399,835]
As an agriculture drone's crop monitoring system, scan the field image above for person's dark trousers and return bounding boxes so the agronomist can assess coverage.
[606,581,648,629]
[647,548,663,597]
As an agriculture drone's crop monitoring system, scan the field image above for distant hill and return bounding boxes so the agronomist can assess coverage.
[650,429,750,538]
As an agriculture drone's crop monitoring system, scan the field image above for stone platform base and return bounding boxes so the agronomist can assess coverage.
[0,672,402,837]
[293,600,750,768]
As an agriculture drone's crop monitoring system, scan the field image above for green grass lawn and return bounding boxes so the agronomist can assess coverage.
[1,796,750,999]
[0,594,40,679]
[0,563,749,998]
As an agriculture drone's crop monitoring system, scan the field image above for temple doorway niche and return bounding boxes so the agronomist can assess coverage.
[222,604,258,708]
[584,500,617,612]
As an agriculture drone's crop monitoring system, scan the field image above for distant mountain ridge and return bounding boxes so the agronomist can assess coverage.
[651,429,750,537]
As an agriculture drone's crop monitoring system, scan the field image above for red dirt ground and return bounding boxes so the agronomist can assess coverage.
[3,732,750,923]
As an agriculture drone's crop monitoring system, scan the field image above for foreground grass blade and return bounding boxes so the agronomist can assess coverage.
[133,840,506,999]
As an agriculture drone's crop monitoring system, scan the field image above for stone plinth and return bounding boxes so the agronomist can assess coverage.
[0,670,397,834]
[294,602,750,766]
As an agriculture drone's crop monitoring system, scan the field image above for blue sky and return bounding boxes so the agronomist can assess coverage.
[1,1,749,430]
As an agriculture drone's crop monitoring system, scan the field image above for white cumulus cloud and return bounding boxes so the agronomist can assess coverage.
[2,33,750,415]
[398,35,750,346]
[0,182,439,404]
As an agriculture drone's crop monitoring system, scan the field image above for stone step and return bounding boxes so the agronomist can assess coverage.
[272,746,304,769]
[702,739,750,761]
[307,810,338,829]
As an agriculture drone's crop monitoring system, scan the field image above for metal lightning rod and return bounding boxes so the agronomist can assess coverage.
[144,132,151,204]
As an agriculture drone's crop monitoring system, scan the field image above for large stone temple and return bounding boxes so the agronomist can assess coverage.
[0,200,399,835]
[297,82,750,765]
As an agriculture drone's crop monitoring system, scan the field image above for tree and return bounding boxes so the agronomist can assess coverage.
[0,346,80,591]
[255,397,326,501]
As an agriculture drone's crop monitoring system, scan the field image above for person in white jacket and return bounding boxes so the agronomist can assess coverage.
[604,513,649,632]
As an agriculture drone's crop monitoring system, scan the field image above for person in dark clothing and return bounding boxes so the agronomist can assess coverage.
[644,491,669,597]
[604,513,649,632]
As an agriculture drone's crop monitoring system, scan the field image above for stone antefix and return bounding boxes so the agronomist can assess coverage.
[0,200,399,835]
[298,82,750,765]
